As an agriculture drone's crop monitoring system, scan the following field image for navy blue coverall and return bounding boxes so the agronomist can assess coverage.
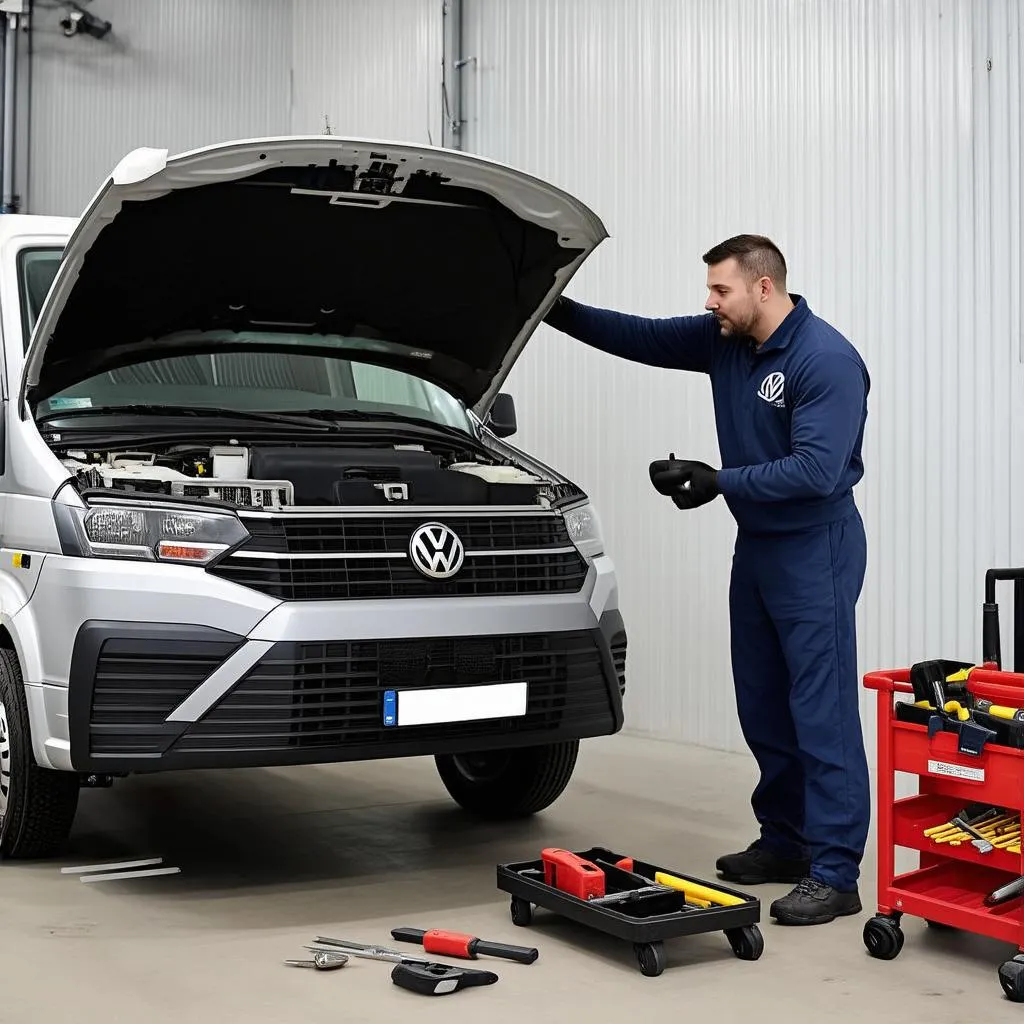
[547,294,871,892]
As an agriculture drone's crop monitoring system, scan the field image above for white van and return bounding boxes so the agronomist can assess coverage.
[0,137,626,857]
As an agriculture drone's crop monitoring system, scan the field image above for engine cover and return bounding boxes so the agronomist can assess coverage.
[248,445,443,505]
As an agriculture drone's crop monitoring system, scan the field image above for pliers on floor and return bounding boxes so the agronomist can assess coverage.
[284,950,349,971]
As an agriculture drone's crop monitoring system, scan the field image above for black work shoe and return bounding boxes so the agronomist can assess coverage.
[769,877,862,925]
[715,843,811,885]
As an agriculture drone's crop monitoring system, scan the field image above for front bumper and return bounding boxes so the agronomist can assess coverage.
[22,554,625,772]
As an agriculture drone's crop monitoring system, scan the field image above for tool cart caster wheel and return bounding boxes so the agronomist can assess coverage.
[634,941,666,977]
[725,925,764,961]
[863,915,904,960]
[998,955,1024,1002]
[510,896,533,927]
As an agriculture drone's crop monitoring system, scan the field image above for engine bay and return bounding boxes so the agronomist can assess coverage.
[58,439,559,509]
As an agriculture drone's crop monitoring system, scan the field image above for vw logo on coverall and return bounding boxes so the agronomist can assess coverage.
[757,371,786,408]
[409,523,465,579]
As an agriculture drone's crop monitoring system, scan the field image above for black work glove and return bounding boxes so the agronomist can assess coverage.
[648,454,720,510]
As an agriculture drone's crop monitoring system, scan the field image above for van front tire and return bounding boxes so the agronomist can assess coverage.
[435,740,579,819]
[0,649,79,859]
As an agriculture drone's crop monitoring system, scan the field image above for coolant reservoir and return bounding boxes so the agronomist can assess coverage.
[448,462,544,484]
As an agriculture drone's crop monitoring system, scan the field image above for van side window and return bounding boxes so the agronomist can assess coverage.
[18,247,62,348]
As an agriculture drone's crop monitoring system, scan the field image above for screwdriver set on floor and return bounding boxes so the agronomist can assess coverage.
[284,926,539,996]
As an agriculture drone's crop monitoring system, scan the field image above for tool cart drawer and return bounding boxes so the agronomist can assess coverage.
[891,722,1024,808]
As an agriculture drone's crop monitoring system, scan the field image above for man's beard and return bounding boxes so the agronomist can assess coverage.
[717,309,757,336]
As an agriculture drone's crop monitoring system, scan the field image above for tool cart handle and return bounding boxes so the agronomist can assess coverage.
[982,567,1024,669]
[863,670,913,694]
[863,668,1024,703]
[864,568,1024,687]
[968,670,1024,707]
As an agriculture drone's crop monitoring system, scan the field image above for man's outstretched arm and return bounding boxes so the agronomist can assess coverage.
[716,352,867,502]
[545,296,717,373]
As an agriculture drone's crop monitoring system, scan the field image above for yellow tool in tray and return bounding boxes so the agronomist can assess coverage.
[912,699,971,721]
[653,872,746,908]
[974,699,1024,723]
[611,858,730,908]
[945,668,975,684]
[925,808,1021,851]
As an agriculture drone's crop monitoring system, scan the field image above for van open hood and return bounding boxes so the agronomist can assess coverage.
[20,136,607,415]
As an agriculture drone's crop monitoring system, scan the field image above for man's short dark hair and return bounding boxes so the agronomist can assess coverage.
[703,234,787,289]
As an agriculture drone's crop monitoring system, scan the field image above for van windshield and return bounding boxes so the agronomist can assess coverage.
[19,247,475,432]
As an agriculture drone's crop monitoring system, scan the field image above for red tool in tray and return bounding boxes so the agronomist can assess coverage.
[541,848,606,900]
[862,567,1024,1004]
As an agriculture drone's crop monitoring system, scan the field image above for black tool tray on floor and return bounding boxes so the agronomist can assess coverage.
[496,845,762,976]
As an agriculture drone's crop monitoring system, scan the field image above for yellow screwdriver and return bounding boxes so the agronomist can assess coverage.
[975,700,1024,723]
[611,858,742,908]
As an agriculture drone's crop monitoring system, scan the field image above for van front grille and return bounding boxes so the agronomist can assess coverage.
[208,513,589,599]
[208,550,587,600]
[237,514,574,554]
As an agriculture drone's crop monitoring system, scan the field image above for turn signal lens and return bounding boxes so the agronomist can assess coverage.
[156,541,227,563]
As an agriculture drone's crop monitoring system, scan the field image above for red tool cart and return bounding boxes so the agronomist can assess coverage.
[863,567,1024,1002]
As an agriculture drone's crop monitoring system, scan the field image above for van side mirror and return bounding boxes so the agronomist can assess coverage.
[486,392,518,437]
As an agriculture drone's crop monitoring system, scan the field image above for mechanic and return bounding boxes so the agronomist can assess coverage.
[543,234,871,927]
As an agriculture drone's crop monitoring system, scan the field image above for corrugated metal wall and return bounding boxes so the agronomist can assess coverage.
[460,0,1024,752]
[28,0,292,215]
[290,0,442,143]
[25,0,442,216]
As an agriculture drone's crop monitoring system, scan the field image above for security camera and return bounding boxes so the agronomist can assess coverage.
[59,5,111,39]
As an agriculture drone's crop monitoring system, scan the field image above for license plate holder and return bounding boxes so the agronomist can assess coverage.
[383,682,528,727]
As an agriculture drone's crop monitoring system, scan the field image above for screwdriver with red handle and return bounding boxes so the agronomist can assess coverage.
[390,927,539,964]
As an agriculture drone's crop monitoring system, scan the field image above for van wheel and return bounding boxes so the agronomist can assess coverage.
[434,741,579,819]
[0,649,79,859]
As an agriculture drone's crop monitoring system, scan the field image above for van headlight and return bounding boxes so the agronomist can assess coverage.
[563,503,604,559]
[75,503,248,564]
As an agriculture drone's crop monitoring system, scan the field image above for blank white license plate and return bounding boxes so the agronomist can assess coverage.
[383,682,528,727]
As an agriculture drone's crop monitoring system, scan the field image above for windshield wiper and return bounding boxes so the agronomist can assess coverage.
[36,404,480,446]
[37,405,340,430]
[303,408,475,441]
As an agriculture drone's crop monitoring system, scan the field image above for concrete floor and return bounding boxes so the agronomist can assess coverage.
[1,734,1022,1023]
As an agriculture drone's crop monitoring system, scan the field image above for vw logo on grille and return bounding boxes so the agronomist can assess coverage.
[409,522,465,579]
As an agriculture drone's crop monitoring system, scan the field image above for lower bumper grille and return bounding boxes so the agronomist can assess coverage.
[172,632,614,754]
[68,623,246,758]
[610,633,627,696]
[70,622,623,772]
[90,641,236,728]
